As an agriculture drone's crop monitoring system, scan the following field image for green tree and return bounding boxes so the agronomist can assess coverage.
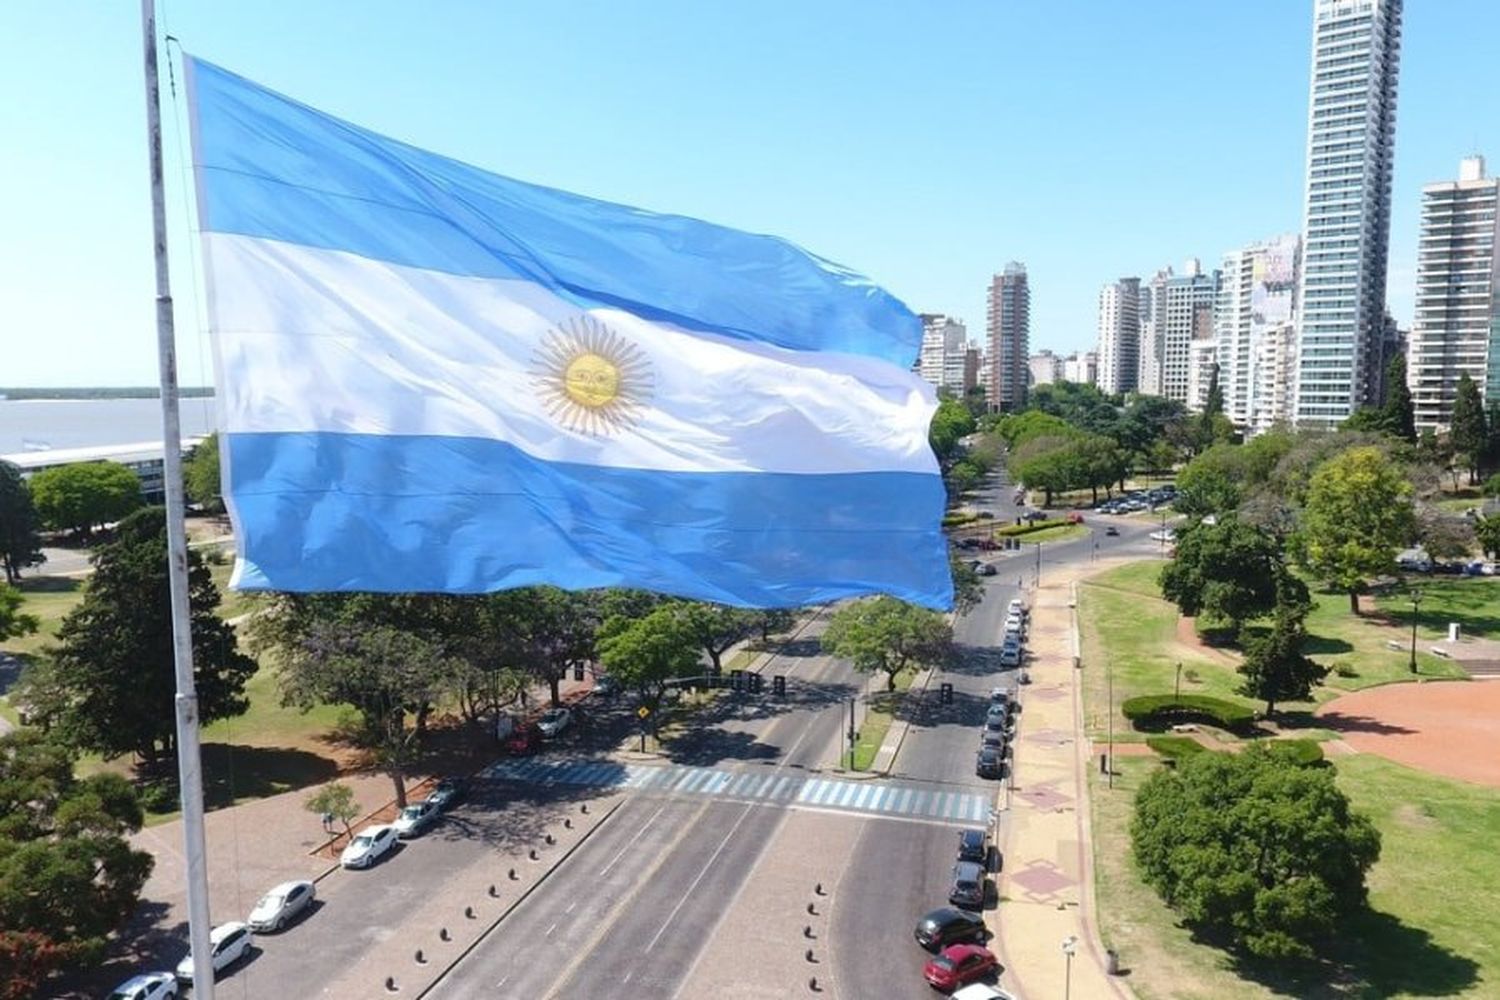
[33,507,255,762]
[1132,742,1380,960]
[677,602,762,673]
[280,624,463,807]
[1196,364,1225,451]
[1340,407,1390,435]
[1381,354,1417,443]
[1173,443,1245,519]
[0,585,37,643]
[1237,596,1327,716]
[1157,520,1288,634]
[929,399,977,468]
[1450,373,1487,485]
[182,433,223,513]
[948,553,983,617]
[0,461,44,583]
[1297,447,1416,613]
[1475,515,1500,559]
[305,781,360,839]
[820,596,952,691]
[487,587,599,707]
[0,731,154,993]
[27,462,141,537]
[597,605,701,728]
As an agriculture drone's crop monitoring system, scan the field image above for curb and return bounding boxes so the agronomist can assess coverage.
[869,667,936,776]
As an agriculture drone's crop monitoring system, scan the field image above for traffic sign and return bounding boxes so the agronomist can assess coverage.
[636,705,651,719]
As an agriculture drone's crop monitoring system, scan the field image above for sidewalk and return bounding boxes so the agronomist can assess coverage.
[994,562,1135,1000]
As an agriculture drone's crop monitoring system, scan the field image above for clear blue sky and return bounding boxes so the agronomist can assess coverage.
[3,1,1497,386]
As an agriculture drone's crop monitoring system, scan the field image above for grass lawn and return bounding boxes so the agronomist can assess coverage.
[1026,523,1088,544]
[851,667,916,769]
[1298,579,1469,692]
[1091,755,1499,999]
[2,576,84,657]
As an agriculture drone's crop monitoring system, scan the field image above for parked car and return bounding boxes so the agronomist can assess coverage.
[949,861,987,910]
[914,908,988,952]
[989,687,1011,706]
[247,879,315,932]
[394,800,439,839]
[979,729,1006,751]
[174,922,253,984]
[957,537,982,550]
[340,824,399,869]
[957,828,987,864]
[924,943,1000,992]
[107,973,178,1000]
[975,746,1004,779]
[426,776,468,811]
[1006,598,1027,618]
[1066,511,1085,524]
[977,538,999,551]
[537,707,573,738]
[1022,510,1048,522]
[977,562,998,577]
[1104,525,1119,536]
[999,647,1021,668]
[593,673,622,697]
[986,702,1012,723]
[951,985,1016,1000]
[504,723,542,755]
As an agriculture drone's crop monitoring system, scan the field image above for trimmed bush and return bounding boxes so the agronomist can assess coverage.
[995,518,1069,538]
[1145,735,1209,761]
[943,512,979,528]
[1271,738,1325,766]
[1121,694,1256,733]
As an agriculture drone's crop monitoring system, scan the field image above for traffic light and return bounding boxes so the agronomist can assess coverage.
[772,674,787,697]
[708,666,722,688]
[730,669,745,692]
[573,664,585,682]
[748,672,764,694]
[939,682,954,705]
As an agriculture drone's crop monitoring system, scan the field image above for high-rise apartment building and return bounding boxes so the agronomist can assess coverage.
[1293,0,1403,426]
[1408,156,1500,430]
[1138,275,1164,396]
[1187,338,1220,414]
[1097,277,1142,395]
[1218,235,1301,427]
[1143,260,1220,405]
[1254,321,1300,432]
[1063,351,1099,386]
[987,263,1030,412]
[917,314,970,394]
[1029,350,1064,388]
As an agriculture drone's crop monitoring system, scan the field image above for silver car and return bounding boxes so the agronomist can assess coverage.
[107,972,178,1000]
[247,879,315,932]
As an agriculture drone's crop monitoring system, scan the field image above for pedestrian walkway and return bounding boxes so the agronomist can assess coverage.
[993,560,1136,1000]
[482,757,994,825]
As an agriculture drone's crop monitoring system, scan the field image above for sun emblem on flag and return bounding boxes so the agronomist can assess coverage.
[533,316,654,435]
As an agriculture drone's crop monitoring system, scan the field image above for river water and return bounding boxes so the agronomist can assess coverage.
[0,398,218,455]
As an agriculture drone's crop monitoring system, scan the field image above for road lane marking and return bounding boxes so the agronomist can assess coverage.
[643,802,760,954]
[599,800,669,877]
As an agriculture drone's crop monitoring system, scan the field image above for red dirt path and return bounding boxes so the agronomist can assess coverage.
[1315,680,1500,788]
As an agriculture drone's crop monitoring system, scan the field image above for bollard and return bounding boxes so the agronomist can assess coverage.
[581,803,589,814]
[508,867,518,880]
[545,833,555,845]
[439,927,451,942]
[809,977,822,993]
[464,905,475,919]
[564,817,573,829]
[804,925,816,939]
[805,948,817,963]
[528,848,539,860]
[806,902,817,915]
[814,882,825,896]
[385,976,398,992]
[414,949,426,965]
[488,884,499,898]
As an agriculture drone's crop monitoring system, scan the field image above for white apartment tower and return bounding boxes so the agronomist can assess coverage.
[1408,156,1500,431]
[917,314,970,394]
[987,263,1030,412]
[1063,351,1098,386]
[1218,235,1302,428]
[1138,276,1164,396]
[1029,350,1064,388]
[1097,277,1142,395]
[1293,0,1403,425]
[1147,260,1220,405]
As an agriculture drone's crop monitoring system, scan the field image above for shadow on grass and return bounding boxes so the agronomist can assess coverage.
[1303,634,1356,656]
[16,574,84,594]
[1227,907,1480,998]
[136,743,341,812]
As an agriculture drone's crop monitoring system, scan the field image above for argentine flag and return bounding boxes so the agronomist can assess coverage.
[185,58,951,610]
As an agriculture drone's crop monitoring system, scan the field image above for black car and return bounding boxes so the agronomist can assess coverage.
[957,828,987,864]
[949,861,986,909]
[976,746,1004,778]
[979,729,1006,750]
[914,908,987,952]
[1104,525,1119,536]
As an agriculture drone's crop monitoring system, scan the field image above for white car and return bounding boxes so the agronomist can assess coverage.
[247,879,315,932]
[394,800,439,839]
[174,922,252,983]
[999,647,1022,668]
[340,823,399,869]
[1006,599,1026,618]
[107,972,178,1000]
[537,707,572,738]
[952,984,1016,1000]
[1149,529,1176,542]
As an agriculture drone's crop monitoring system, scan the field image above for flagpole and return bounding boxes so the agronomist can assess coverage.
[139,1,216,994]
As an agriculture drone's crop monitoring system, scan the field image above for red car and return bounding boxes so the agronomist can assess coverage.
[503,724,541,755]
[923,943,999,992]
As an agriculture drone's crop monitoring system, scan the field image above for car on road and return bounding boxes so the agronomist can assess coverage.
[948,861,987,909]
[923,942,1000,992]
[1006,598,1026,617]
[989,687,1011,706]
[247,879,315,932]
[1022,510,1048,522]
[592,673,622,697]
[107,972,178,1000]
[1149,529,1175,542]
[957,537,982,549]
[340,823,399,869]
[957,828,987,864]
[394,800,439,839]
[983,716,1012,740]
[979,728,1006,751]
[998,646,1021,668]
[951,984,1016,1000]
[977,562,998,576]
[1104,525,1119,536]
[975,746,1004,779]
[174,922,253,984]
[914,908,988,952]
[537,707,573,738]
[426,776,468,812]
[986,701,1012,722]
[503,723,542,755]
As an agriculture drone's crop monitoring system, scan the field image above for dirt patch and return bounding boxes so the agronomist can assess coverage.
[1393,802,1441,830]
[1315,680,1500,788]
[1174,616,1239,666]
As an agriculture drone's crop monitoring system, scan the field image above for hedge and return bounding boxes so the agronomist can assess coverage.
[1270,738,1325,766]
[1145,735,1208,761]
[1121,694,1257,733]
[943,512,979,528]
[995,518,1070,538]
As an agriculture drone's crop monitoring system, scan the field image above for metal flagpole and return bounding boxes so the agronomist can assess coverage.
[139,2,216,994]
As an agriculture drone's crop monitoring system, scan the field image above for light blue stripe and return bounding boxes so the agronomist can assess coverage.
[867,786,891,811]
[623,766,650,788]
[703,772,732,795]
[836,784,860,808]
[910,790,931,815]
[895,788,914,814]
[640,769,674,790]
[226,431,952,610]
[770,776,793,799]
[797,780,825,804]
[187,58,921,368]
[853,785,877,810]
[675,770,708,793]
[743,774,770,798]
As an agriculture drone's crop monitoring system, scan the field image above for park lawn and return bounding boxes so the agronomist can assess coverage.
[850,667,916,770]
[2,576,85,657]
[1090,754,1500,999]
[206,558,264,622]
[1300,579,1470,691]
[1025,522,1088,544]
[1078,562,1264,742]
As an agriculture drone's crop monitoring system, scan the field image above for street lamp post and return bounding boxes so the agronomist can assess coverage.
[1035,541,1042,587]
[1409,589,1424,675]
[1175,661,1183,701]
[1159,510,1168,555]
[1062,935,1078,1000]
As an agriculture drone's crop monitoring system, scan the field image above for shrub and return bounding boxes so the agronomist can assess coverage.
[942,512,978,528]
[1333,662,1359,678]
[995,518,1070,538]
[1272,738,1326,766]
[1121,694,1256,733]
[1145,735,1209,761]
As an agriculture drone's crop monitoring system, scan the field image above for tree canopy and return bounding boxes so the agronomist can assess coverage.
[820,596,952,691]
[1131,743,1380,960]
[1450,373,1487,485]
[182,433,223,513]
[27,461,141,537]
[0,461,44,583]
[0,585,37,644]
[1296,446,1416,612]
[1237,586,1326,716]
[1158,519,1298,633]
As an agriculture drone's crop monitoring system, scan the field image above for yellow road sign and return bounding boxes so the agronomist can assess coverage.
[636,705,651,719]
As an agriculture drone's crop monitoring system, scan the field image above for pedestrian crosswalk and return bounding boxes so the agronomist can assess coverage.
[481,758,993,825]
